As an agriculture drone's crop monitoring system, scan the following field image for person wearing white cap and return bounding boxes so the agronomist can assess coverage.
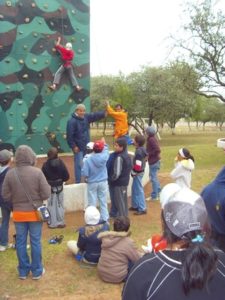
[123,183,225,300]
[49,36,82,92]
[170,147,195,188]
[67,206,109,264]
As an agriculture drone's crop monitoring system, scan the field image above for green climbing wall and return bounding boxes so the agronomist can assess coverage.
[0,0,90,154]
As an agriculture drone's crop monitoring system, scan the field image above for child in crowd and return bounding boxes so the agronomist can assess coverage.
[97,216,141,283]
[130,135,148,215]
[42,147,69,228]
[82,138,109,222]
[67,206,109,264]
[0,150,13,251]
[107,138,132,217]
[170,147,195,188]
[83,142,94,162]
[145,126,161,201]
[122,183,225,300]
[83,141,94,210]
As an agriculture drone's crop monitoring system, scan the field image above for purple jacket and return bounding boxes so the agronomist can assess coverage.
[146,134,161,165]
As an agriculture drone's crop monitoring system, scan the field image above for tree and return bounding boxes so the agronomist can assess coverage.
[174,0,225,102]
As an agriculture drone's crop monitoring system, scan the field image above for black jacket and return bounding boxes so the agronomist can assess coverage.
[123,249,225,300]
[107,151,132,187]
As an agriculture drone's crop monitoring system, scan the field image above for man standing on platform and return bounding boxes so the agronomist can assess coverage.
[66,103,106,183]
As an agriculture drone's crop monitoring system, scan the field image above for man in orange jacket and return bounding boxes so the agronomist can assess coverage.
[106,101,132,143]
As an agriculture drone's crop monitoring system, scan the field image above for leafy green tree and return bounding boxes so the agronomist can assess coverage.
[175,0,225,102]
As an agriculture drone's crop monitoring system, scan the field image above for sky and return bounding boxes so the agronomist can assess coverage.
[90,0,224,76]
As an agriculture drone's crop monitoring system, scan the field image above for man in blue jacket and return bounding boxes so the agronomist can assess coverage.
[66,104,106,183]
[201,166,225,252]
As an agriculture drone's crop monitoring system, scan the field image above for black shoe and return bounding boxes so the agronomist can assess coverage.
[129,207,138,211]
[134,210,147,215]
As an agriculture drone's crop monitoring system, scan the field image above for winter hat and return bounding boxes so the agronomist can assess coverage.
[84,206,100,225]
[86,142,94,150]
[93,140,104,153]
[65,42,72,50]
[160,183,208,238]
[145,125,156,136]
[0,149,12,163]
[75,104,86,111]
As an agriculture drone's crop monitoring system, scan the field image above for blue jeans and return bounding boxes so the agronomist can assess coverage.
[149,161,161,199]
[74,151,84,183]
[87,180,109,221]
[14,221,43,277]
[0,206,11,246]
[131,174,146,211]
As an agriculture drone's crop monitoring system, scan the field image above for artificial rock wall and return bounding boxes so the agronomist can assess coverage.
[0,0,90,154]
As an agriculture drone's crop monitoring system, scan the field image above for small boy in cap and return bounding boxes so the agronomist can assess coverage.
[82,137,109,222]
[67,206,109,264]
[0,149,13,251]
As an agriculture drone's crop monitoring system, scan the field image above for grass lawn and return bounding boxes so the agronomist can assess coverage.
[0,129,225,299]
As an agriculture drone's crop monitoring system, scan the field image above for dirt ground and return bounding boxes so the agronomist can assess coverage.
[5,156,170,300]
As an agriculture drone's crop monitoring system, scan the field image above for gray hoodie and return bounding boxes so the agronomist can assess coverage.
[2,145,51,211]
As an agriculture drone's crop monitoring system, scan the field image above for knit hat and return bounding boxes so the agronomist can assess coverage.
[65,42,72,50]
[0,149,12,163]
[93,140,104,152]
[86,142,94,150]
[84,206,100,225]
[75,104,86,111]
[145,125,156,136]
[160,183,208,238]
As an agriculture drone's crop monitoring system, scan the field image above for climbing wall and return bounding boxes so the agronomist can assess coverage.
[0,0,90,154]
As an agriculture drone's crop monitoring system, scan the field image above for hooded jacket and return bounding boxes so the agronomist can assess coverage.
[97,231,141,283]
[77,221,110,263]
[81,145,109,183]
[170,159,195,188]
[2,145,51,211]
[201,166,225,235]
[66,111,105,152]
[146,133,161,165]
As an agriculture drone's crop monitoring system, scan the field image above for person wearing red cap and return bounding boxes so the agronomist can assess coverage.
[82,138,109,222]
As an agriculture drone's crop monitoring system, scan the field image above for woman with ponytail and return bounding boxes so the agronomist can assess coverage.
[171,148,195,188]
[122,183,225,300]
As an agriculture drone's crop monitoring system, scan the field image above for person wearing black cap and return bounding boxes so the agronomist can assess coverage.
[122,183,225,300]
[0,150,13,251]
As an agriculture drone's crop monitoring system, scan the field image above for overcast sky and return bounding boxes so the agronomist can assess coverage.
[90,0,224,76]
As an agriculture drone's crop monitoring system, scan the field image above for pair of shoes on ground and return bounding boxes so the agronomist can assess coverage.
[48,235,64,244]
[19,268,45,280]
[0,243,13,252]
